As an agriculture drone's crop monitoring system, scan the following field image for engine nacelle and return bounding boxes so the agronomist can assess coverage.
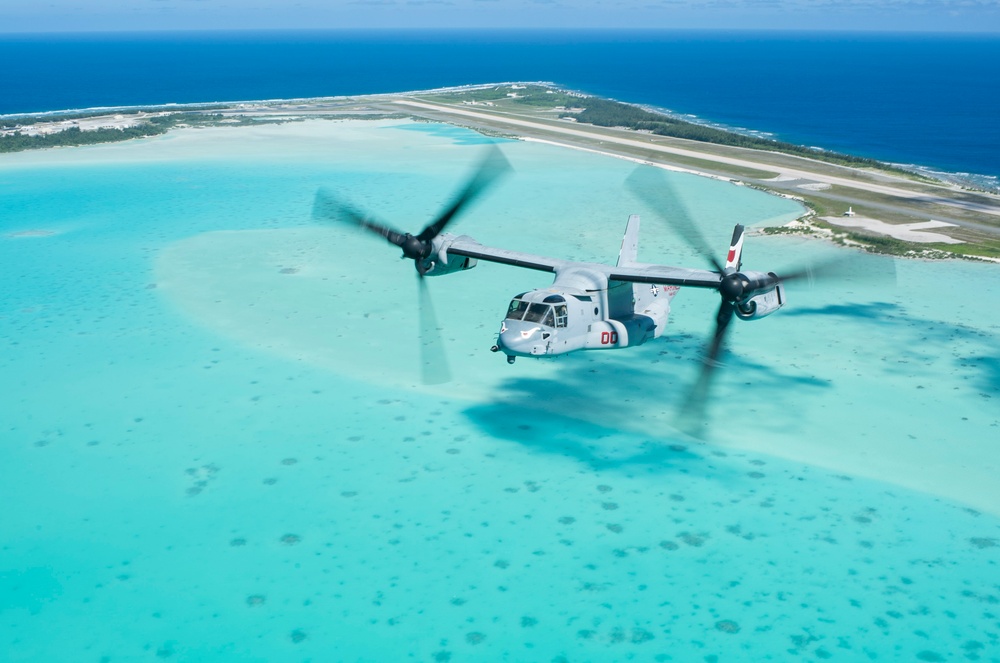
[735,279,785,320]
[420,234,479,276]
[421,254,478,276]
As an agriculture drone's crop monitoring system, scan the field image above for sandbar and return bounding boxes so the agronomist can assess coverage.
[823,216,964,244]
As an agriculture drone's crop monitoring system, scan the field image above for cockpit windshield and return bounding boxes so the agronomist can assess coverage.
[506,298,529,320]
[506,299,568,328]
[523,303,553,327]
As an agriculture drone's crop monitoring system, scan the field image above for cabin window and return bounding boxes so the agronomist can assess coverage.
[554,305,568,328]
[506,298,529,320]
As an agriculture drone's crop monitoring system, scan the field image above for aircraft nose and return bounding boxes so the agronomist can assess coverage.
[497,322,545,356]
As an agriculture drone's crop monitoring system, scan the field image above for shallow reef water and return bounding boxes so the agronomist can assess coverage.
[1,120,998,661]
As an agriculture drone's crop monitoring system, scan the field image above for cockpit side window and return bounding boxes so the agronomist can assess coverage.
[506,299,528,320]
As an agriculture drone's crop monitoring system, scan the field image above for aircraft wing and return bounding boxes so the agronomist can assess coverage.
[608,263,722,289]
[445,236,568,273]
[444,235,721,289]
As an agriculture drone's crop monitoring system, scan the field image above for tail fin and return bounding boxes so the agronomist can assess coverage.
[617,214,640,267]
[725,224,745,271]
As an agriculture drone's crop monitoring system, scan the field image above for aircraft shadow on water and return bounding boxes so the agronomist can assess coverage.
[312,146,895,435]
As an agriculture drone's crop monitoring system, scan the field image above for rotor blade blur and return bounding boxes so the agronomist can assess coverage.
[312,188,407,247]
[677,300,735,437]
[705,300,736,368]
[626,167,725,273]
[776,251,897,286]
[418,277,452,385]
[416,146,512,242]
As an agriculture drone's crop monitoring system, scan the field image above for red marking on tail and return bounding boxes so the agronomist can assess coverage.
[727,248,737,263]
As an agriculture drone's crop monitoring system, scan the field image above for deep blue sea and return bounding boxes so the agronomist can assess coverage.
[1,30,998,182]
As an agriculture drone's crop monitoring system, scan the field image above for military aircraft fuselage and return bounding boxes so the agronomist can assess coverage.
[492,266,678,361]
[418,213,694,363]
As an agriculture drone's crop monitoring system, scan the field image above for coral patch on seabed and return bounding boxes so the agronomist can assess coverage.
[715,620,740,634]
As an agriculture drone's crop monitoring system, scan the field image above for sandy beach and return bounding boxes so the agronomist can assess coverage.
[822,216,964,243]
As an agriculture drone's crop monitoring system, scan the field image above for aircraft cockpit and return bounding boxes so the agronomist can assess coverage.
[505,293,569,328]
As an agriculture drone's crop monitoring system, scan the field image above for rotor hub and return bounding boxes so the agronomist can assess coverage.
[720,273,746,303]
[400,234,429,261]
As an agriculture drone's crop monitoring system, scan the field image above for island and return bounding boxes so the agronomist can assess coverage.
[3,83,999,259]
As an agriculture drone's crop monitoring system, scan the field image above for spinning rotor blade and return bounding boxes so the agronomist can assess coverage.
[626,166,896,437]
[314,146,511,267]
[677,300,735,435]
[626,167,725,273]
[312,188,407,247]
[627,166,741,433]
[312,147,511,386]
[417,146,512,242]
[774,251,897,286]
[705,299,737,370]
[418,276,452,385]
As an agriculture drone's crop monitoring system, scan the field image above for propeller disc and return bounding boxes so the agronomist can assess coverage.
[627,165,894,435]
[312,145,511,384]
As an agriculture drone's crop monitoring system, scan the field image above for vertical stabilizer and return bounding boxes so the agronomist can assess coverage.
[617,215,641,267]
[725,224,745,271]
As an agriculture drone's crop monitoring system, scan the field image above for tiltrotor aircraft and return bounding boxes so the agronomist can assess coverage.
[313,147,880,422]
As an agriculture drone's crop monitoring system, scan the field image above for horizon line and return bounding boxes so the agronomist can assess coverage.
[2,26,1000,37]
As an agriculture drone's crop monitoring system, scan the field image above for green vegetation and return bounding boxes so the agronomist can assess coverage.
[950,239,1000,259]
[0,113,279,153]
[426,84,583,108]
[559,97,913,175]
[839,231,915,254]
[2,124,164,153]
[1,104,231,126]
[0,108,414,154]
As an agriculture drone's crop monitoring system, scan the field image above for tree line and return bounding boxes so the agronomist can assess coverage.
[0,114,224,153]
[560,97,901,173]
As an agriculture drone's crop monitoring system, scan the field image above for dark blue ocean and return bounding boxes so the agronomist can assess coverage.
[1,30,998,180]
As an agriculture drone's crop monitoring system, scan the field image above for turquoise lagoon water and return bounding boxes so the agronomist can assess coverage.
[1,120,998,661]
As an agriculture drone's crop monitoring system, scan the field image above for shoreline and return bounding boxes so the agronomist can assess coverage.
[634,99,1000,194]
[2,82,999,258]
[0,82,558,121]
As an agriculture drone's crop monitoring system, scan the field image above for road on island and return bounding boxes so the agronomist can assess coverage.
[394,100,1000,220]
